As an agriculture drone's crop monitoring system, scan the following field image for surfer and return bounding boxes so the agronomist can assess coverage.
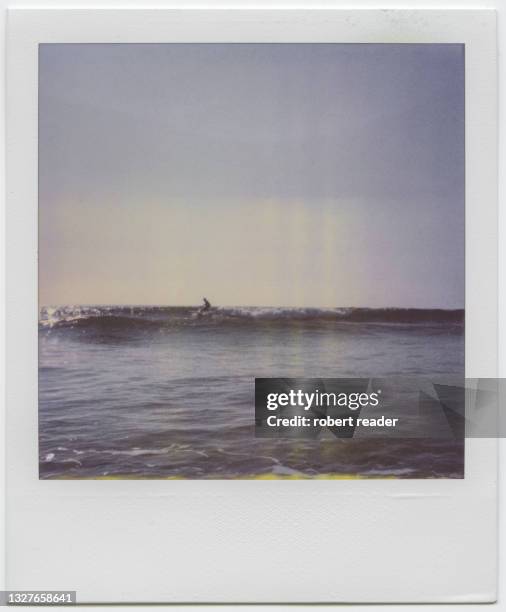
[197,297,212,316]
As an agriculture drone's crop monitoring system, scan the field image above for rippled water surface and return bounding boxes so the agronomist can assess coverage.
[39,306,465,478]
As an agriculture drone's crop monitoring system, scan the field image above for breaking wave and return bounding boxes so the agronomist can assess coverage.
[39,305,464,331]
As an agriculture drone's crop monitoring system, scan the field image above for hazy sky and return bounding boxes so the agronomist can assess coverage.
[39,43,464,308]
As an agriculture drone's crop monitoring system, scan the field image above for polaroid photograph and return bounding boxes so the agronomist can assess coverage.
[5,8,498,604]
[38,41,466,481]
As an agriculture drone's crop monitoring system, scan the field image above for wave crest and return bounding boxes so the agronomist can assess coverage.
[39,305,464,332]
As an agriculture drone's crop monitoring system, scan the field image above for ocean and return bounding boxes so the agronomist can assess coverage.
[39,305,465,479]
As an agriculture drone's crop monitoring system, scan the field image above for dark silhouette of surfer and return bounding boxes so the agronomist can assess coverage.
[197,297,212,316]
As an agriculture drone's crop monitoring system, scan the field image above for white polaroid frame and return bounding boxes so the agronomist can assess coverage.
[6,9,498,604]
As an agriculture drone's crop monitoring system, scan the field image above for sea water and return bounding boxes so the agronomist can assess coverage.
[39,306,464,479]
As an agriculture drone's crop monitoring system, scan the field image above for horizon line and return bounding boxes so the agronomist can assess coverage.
[39,303,466,311]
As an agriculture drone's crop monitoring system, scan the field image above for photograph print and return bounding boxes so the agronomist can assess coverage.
[39,43,465,479]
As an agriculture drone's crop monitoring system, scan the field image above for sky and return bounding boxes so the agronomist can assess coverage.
[39,43,464,308]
